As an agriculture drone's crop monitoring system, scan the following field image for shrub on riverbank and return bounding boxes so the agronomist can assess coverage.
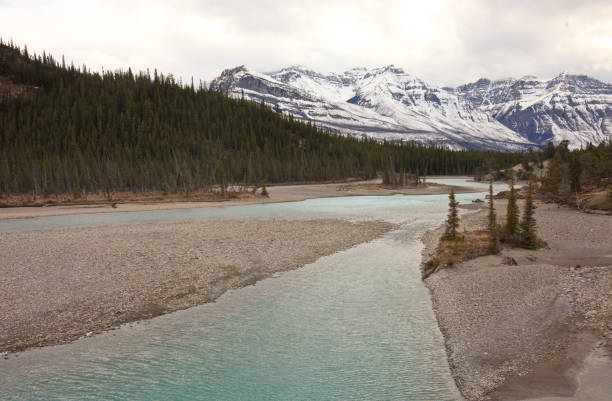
[423,230,493,279]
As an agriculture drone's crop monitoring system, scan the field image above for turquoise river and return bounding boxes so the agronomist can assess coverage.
[0,178,507,400]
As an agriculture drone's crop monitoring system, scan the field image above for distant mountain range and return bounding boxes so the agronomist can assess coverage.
[210,65,612,151]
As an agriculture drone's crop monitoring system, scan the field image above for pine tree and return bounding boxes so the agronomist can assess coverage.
[383,167,391,186]
[504,175,520,245]
[444,189,460,241]
[520,181,538,249]
[542,160,560,199]
[544,141,556,159]
[487,179,499,253]
[569,153,582,194]
[607,184,612,203]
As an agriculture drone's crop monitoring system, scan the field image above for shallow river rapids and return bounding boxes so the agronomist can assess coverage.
[0,178,507,400]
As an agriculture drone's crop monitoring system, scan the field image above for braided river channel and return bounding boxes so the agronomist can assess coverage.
[0,178,507,400]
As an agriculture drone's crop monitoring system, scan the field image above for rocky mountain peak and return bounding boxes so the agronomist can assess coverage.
[210,65,611,150]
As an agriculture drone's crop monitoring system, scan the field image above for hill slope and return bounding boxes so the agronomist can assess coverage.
[0,42,519,197]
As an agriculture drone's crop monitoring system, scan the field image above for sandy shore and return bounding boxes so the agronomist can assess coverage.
[422,200,612,400]
[0,218,393,354]
[0,178,479,220]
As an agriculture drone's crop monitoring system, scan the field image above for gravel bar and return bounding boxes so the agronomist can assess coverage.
[0,218,393,353]
[422,201,612,400]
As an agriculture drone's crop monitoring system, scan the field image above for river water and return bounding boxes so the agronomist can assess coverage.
[0,178,505,400]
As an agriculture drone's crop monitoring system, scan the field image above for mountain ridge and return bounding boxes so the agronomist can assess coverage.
[211,65,612,151]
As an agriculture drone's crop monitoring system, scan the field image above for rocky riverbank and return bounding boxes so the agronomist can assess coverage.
[0,218,393,354]
[0,178,477,220]
[422,201,612,400]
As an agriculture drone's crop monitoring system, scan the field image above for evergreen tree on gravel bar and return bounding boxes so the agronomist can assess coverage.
[520,181,538,249]
[504,175,520,245]
[444,189,460,241]
[488,179,500,253]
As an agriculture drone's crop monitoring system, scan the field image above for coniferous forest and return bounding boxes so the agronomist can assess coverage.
[537,140,612,210]
[0,41,521,198]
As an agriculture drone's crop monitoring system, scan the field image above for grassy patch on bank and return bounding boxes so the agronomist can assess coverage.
[423,230,493,278]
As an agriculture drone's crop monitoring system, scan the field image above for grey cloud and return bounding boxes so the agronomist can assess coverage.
[0,0,610,87]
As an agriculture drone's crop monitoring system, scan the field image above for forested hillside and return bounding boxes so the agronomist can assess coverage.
[0,41,520,198]
[538,140,612,210]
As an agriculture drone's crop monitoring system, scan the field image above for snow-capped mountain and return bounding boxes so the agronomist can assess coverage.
[455,73,612,148]
[210,65,611,150]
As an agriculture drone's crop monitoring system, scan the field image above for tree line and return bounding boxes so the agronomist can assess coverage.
[0,40,521,198]
[538,140,612,209]
[444,174,540,253]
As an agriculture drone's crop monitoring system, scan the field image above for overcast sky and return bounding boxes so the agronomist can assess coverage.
[1,0,611,86]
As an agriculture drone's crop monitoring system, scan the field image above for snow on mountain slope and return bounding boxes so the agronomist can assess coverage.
[343,66,533,149]
[456,73,612,148]
[210,65,537,151]
[270,65,356,103]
